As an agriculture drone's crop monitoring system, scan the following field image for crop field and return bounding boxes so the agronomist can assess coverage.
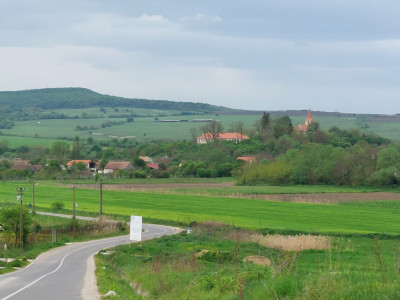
[0,135,60,148]
[3,108,400,144]
[1,181,400,235]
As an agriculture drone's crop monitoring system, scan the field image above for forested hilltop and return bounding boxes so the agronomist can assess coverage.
[0,87,226,114]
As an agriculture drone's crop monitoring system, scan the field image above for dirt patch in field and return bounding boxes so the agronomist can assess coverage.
[249,234,331,251]
[73,182,235,191]
[243,256,271,266]
[245,192,400,203]
[68,183,400,204]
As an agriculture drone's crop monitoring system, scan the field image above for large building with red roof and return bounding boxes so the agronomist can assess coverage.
[197,132,249,144]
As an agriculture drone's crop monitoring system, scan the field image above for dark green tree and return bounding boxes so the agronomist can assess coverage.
[273,116,293,139]
[71,136,82,159]
[51,141,70,162]
[0,205,33,247]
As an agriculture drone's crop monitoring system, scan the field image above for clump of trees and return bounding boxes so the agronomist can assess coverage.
[237,113,394,186]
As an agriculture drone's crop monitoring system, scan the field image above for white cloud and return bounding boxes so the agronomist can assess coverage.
[180,13,222,24]
[0,1,400,114]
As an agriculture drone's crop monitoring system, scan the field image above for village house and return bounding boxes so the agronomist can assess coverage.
[197,132,250,144]
[139,156,153,163]
[11,160,35,173]
[237,156,256,163]
[103,161,133,174]
[66,160,98,172]
[296,109,314,133]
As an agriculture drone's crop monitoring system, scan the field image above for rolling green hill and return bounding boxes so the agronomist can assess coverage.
[1,88,400,143]
[0,87,226,113]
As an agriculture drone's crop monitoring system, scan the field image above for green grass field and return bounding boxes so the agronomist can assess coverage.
[2,181,400,235]
[3,109,400,144]
[96,224,400,299]
[0,135,62,148]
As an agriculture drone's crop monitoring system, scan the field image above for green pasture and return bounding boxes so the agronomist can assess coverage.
[150,184,394,197]
[1,181,400,235]
[2,110,400,143]
[367,121,400,141]
[56,107,182,117]
[0,136,61,148]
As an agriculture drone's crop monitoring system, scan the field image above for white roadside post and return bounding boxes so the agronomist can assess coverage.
[129,216,142,242]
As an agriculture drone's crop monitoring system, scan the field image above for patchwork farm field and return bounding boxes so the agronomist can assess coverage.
[2,109,400,143]
[1,181,400,236]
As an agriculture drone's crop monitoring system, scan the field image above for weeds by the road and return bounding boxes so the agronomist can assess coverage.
[96,222,400,299]
[0,214,127,274]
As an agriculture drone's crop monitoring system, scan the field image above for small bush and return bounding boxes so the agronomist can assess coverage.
[51,201,64,210]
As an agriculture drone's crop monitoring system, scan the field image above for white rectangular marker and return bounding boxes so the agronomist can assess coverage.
[129,216,142,241]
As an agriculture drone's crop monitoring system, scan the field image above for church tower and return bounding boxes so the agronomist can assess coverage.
[305,109,313,125]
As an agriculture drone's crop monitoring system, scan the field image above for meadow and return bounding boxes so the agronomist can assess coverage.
[2,109,400,144]
[96,224,400,299]
[1,181,400,236]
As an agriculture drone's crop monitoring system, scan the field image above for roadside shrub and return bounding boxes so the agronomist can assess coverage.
[10,259,24,268]
[51,201,64,210]
[196,168,211,178]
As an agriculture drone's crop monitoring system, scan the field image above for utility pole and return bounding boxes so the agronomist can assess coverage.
[72,186,76,236]
[99,179,103,219]
[32,177,35,213]
[16,187,27,251]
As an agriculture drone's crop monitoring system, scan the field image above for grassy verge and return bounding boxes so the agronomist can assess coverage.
[0,213,127,274]
[96,223,400,299]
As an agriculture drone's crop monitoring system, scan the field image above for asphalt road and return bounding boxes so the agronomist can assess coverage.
[0,223,180,300]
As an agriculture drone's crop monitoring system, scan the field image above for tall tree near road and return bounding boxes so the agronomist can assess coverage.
[0,206,32,248]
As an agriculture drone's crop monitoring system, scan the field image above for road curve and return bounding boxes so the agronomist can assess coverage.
[0,224,180,300]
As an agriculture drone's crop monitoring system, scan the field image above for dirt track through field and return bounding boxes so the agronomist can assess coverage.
[70,182,400,204]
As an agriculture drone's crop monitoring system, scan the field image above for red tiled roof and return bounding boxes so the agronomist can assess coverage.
[237,156,256,162]
[306,109,313,123]
[104,161,132,170]
[296,124,309,132]
[146,163,159,169]
[197,132,249,140]
[66,160,93,166]
[11,162,33,171]
[139,156,153,162]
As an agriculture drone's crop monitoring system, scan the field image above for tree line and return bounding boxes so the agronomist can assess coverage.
[0,112,398,187]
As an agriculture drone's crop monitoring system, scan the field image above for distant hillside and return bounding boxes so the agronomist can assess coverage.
[0,88,226,112]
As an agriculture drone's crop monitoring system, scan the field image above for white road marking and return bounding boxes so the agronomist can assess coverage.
[1,237,126,300]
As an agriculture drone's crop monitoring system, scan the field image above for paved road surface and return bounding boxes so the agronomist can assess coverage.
[0,223,179,300]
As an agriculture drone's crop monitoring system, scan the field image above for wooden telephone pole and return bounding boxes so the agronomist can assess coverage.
[16,187,27,251]
[99,179,103,219]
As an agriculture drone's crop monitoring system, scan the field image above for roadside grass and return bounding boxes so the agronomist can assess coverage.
[0,210,128,274]
[96,224,400,299]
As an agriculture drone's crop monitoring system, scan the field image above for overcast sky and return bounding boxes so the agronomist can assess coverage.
[1,0,399,114]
